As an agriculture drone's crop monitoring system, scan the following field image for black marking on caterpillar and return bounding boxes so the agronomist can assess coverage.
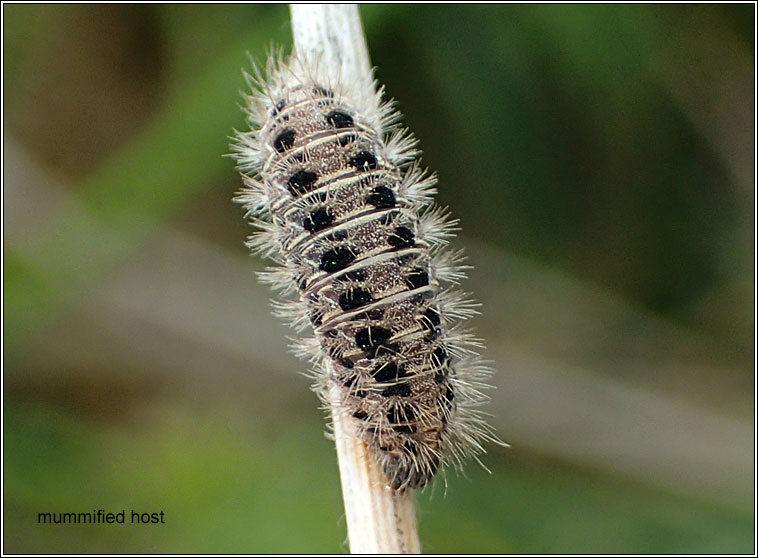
[232,53,500,491]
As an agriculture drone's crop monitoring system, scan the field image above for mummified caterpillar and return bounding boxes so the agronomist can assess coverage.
[232,53,498,490]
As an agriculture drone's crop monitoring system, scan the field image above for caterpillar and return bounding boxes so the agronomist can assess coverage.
[232,52,498,490]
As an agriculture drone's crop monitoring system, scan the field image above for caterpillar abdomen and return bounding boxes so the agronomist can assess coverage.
[233,55,497,490]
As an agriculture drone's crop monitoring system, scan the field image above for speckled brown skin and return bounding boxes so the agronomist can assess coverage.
[234,54,501,492]
[258,85,452,489]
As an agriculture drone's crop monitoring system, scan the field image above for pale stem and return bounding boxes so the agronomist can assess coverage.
[289,4,421,554]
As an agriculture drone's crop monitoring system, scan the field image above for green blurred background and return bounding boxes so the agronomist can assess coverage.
[3,4,754,553]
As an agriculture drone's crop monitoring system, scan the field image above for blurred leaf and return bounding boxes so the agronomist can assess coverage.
[5,400,752,553]
[4,9,288,354]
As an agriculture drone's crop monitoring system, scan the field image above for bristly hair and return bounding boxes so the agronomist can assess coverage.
[231,49,504,491]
